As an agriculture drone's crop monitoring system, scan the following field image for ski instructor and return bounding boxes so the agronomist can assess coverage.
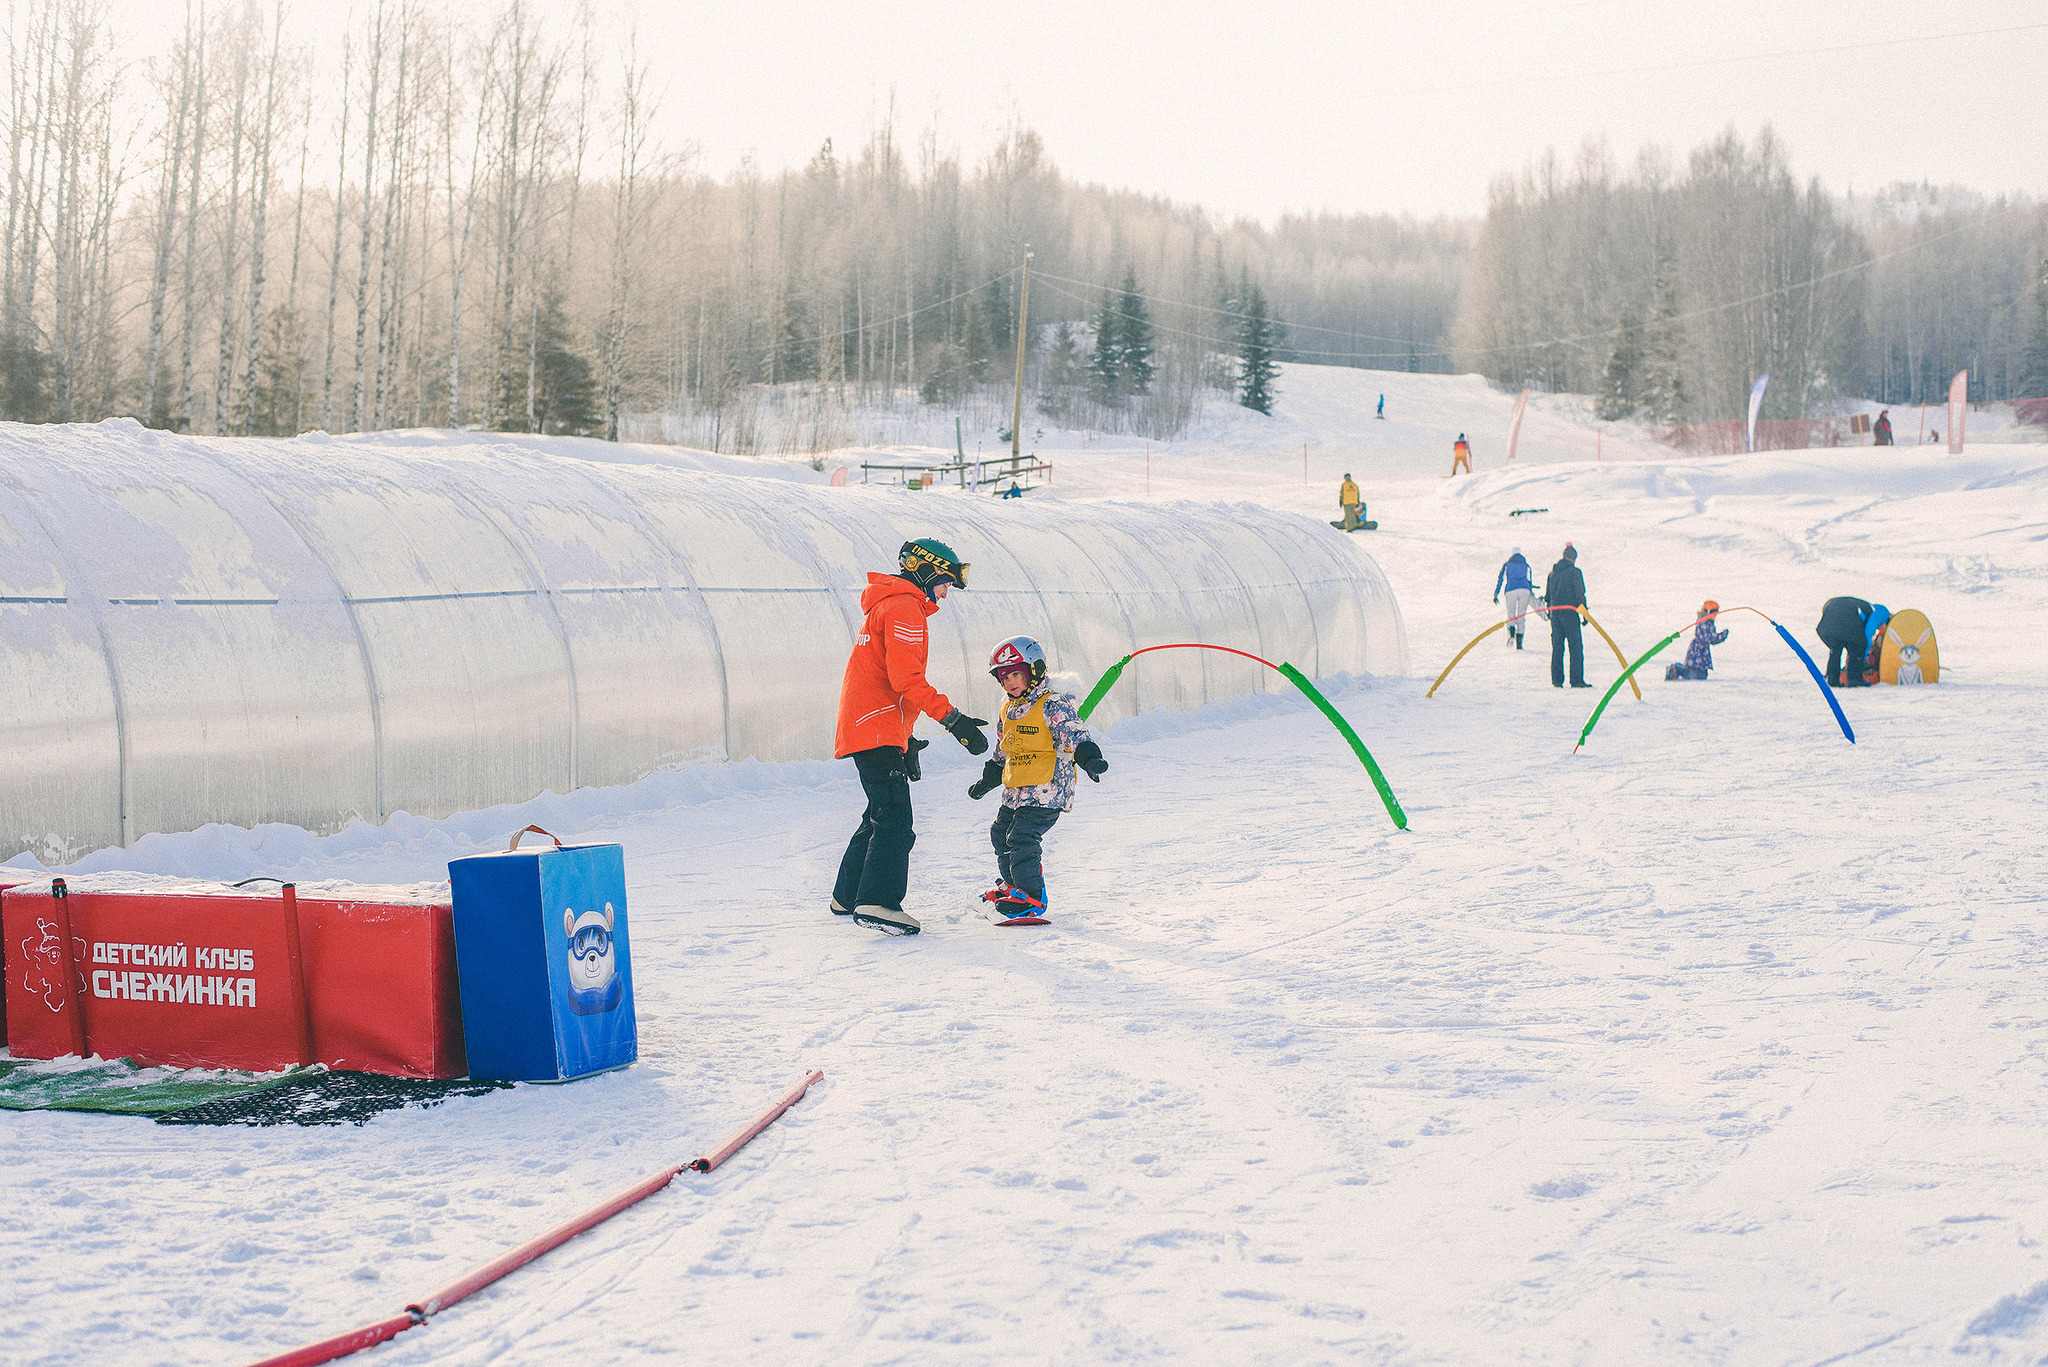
[830,538,989,935]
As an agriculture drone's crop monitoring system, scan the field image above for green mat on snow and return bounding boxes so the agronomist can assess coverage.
[0,1056,308,1115]
[0,1057,511,1124]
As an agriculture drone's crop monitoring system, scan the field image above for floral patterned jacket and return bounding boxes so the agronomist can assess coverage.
[993,680,1092,811]
[1685,620,1728,673]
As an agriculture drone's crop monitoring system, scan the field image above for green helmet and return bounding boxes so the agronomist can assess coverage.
[899,538,969,595]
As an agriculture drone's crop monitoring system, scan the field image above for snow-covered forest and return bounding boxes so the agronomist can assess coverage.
[0,0,1466,447]
[1453,130,2048,423]
[1,0,2042,449]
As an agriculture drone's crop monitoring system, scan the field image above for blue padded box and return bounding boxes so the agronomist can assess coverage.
[447,828,638,1082]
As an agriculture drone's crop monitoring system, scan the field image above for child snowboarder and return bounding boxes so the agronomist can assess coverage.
[1494,548,1534,648]
[1665,600,1729,680]
[967,636,1107,924]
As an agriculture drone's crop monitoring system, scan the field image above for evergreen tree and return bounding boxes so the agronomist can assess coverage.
[1117,267,1155,396]
[0,334,50,424]
[1596,308,1644,420]
[248,306,307,435]
[1636,259,1687,424]
[776,292,816,382]
[2022,280,2048,397]
[973,275,1013,386]
[1088,291,1121,403]
[919,340,967,404]
[1038,321,1079,418]
[1237,278,1279,415]
[502,286,599,436]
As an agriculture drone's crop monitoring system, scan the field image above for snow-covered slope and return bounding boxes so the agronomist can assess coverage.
[7,384,2048,1366]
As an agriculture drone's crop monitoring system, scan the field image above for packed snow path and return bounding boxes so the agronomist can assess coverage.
[7,435,2048,1364]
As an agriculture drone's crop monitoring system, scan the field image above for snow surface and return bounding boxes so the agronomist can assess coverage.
[6,366,2048,1365]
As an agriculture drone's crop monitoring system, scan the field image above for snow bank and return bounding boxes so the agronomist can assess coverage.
[0,420,1402,862]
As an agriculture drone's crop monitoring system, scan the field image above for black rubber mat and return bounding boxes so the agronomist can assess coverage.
[156,1070,512,1127]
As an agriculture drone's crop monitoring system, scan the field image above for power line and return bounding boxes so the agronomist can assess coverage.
[725,267,1020,365]
[1040,202,2034,366]
[1031,268,1429,348]
[1032,276,1395,364]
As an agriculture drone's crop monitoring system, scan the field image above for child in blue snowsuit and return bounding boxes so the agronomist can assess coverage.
[967,635,1107,920]
[1666,600,1728,680]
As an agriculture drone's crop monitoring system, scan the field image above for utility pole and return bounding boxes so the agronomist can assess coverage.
[1010,246,1033,466]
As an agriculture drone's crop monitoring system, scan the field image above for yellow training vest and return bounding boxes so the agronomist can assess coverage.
[1000,697,1058,787]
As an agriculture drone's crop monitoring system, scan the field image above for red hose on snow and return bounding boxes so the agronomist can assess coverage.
[244,1069,825,1367]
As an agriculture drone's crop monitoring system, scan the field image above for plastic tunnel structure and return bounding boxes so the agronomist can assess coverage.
[0,421,1406,861]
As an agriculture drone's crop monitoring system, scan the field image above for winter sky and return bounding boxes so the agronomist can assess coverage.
[102,0,2048,221]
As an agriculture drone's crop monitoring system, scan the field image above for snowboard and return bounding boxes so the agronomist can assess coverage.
[1328,520,1379,532]
[986,906,1050,927]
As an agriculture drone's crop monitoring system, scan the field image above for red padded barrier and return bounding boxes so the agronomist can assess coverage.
[2,881,465,1078]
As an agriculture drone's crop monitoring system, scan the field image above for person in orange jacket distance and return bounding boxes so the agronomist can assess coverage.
[1451,433,1472,475]
[830,538,989,935]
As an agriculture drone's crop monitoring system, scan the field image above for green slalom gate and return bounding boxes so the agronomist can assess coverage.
[1077,643,1408,831]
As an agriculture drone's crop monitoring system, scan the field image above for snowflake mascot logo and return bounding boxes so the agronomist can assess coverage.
[561,901,623,1015]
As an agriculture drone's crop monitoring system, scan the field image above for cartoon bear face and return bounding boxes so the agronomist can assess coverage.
[563,902,617,1004]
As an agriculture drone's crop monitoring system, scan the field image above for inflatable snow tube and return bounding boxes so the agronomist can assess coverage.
[0,422,1404,858]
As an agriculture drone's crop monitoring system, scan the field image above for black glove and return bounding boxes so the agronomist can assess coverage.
[1492,595,1499,604]
[1073,739,1107,782]
[902,736,929,782]
[968,758,1003,800]
[941,708,989,755]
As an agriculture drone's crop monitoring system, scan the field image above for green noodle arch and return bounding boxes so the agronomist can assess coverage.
[1077,643,1408,831]
[1573,606,1856,752]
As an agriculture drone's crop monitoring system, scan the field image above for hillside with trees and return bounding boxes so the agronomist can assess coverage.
[2,2,2040,452]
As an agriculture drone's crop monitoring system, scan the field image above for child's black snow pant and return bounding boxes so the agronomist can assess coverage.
[991,804,1061,901]
[834,745,916,911]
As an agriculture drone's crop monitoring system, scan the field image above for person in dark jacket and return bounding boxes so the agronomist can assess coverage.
[1544,544,1590,687]
[1816,596,1873,687]
[1873,410,1893,446]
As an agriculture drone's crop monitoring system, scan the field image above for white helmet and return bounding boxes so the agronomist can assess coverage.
[988,635,1047,685]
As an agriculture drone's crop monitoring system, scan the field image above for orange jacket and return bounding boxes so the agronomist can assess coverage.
[834,573,955,758]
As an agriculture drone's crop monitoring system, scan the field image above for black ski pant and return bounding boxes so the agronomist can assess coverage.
[1820,632,1867,687]
[991,804,1061,901]
[1550,611,1586,687]
[834,746,916,912]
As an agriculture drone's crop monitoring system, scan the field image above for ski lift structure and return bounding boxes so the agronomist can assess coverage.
[856,451,1053,496]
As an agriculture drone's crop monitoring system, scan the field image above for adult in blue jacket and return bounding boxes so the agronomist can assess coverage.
[1494,549,1535,649]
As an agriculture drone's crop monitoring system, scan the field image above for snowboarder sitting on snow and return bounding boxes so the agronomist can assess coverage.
[967,636,1106,922]
[1665,600,1728,681]
[1494,547,1535,649]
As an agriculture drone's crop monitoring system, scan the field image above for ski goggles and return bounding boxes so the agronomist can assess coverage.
[568,922,613,961]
